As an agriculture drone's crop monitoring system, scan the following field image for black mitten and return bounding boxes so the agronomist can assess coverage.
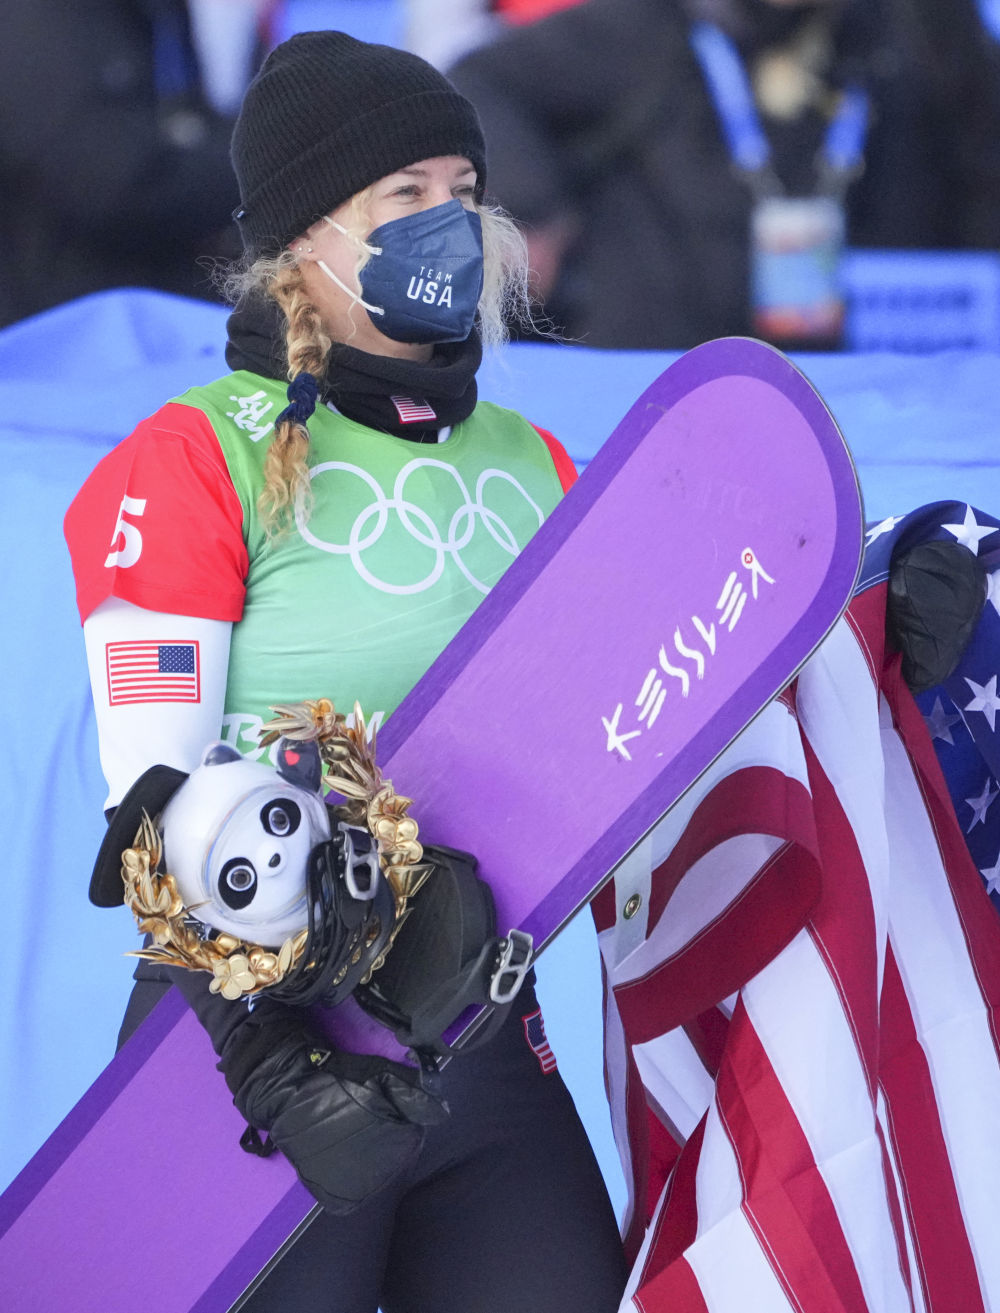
[217,1003,448,1214]
[158,966,446,1213]
[887,539,987,693]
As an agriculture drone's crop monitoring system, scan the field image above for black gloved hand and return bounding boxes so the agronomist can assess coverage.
[887,539,987,693]
[217,1003,448,1214]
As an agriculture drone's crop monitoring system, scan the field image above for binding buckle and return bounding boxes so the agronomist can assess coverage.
[489,930,533,1004]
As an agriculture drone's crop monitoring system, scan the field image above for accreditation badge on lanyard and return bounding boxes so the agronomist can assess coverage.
[750,194,845,343]
[690,22,869,348]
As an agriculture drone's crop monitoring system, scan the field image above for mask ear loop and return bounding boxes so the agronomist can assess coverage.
[316,216,385,317]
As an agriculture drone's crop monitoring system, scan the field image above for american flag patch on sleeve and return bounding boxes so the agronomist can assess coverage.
[522,1008,557,1073]
[106,641,201,705]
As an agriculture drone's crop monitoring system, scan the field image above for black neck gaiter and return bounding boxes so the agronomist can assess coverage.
[225,294,482,441]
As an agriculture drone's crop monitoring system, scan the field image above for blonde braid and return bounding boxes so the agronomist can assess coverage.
[258,264,333,534]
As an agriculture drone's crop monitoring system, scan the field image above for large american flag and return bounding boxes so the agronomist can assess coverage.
[595,501,1000,1311]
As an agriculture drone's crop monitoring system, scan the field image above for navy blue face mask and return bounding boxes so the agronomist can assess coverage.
[319,199,484,345]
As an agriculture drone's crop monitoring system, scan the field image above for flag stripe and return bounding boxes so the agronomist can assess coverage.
[630,1118,709,1311]
[880,706,1000,1298]
[633,1255,710,1313]
[740,936,911,1313]
[599,963,641,1248]
[633,1030,715,1145]
[622,1035,655,1263]
[719,998,881,1313]
[613,833,819,1045]
[105,693,200,704]
[795,736,881,1091]
[793,611,918,1300]
[875,1088,927,1313]
[794,617,889,1042]
[689,1101,794,1310]
[879,949,984,1312]
[681,1008,730,1080]
[623,831,786,981]
[643,770,803,930]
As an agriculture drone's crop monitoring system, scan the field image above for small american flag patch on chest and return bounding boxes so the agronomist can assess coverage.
[390,395,437,424]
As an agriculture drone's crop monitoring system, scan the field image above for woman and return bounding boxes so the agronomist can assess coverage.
[64,29,626,1313]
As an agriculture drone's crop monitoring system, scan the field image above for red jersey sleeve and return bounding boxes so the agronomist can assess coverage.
[531,424,578,493]
[64,401,248,624]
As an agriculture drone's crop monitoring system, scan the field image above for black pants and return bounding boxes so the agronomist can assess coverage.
[120,973,628,1313]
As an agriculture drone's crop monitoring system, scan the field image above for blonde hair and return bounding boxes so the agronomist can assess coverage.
[256,259,332,533]
[225,195,536,534]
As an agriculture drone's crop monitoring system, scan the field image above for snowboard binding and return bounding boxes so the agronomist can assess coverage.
[355,843,533,1058]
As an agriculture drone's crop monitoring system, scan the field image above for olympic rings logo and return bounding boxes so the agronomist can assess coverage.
[295,457,545,595]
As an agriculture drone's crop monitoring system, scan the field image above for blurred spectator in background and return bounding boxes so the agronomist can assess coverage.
[981,0,1000,40]
[405,0,504,69]
[448,0,1000,350]
[0,0,277,329]
[404,0,584,71]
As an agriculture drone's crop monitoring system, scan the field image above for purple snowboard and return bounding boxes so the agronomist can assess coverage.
[0,339,863,1312]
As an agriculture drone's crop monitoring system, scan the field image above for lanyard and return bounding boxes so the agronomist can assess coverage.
[689,21,869,193]
[152,10,200,103]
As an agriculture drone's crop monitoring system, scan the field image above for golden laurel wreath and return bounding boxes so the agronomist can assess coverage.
[121,699,430,1000]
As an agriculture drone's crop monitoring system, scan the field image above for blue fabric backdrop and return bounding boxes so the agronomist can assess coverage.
[3,288,1000,1223]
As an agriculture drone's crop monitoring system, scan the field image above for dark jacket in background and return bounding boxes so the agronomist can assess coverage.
[0,0,245,328]
[449,0,1000,348]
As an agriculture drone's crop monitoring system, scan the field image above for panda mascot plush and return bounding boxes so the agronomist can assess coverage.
[90,733,530,1049]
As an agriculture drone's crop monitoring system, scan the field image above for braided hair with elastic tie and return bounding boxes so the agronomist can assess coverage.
[275,371,319,428]
[258,264,332,533]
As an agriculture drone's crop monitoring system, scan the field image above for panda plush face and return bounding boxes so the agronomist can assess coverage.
[160,741,332,947]
[204,785,320,939]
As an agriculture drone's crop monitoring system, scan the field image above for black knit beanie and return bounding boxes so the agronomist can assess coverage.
[231,30,487,256]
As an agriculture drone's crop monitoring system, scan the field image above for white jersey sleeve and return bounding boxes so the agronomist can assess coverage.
[84,597,233,808]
